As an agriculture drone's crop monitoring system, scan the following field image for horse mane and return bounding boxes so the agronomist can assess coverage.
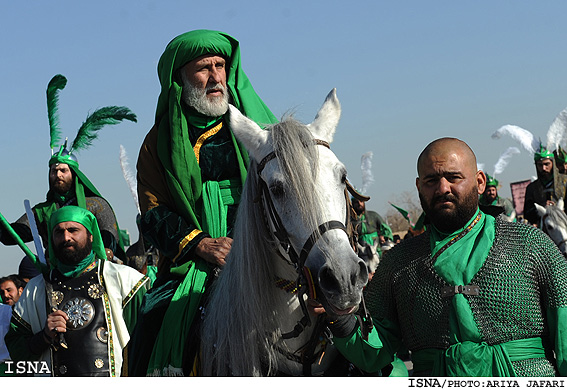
[201,116,322,376]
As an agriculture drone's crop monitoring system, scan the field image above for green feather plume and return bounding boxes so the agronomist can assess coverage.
[70,106,137,153]
[46,74,68,149]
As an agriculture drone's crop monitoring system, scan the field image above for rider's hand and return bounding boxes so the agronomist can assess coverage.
[195,237,233,267]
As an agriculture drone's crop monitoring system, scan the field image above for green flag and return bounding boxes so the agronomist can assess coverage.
[390,203,412,226]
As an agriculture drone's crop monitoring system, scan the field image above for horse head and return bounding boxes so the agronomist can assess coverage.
[535,198,567,256]
[356,240,380,276]
[228,88,368,316]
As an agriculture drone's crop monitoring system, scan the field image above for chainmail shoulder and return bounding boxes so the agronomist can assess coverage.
[364,217,567,376]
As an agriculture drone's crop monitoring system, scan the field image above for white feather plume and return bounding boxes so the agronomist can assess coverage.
[477,163,485,172]
[492,125,540,155]
[119,144,140,214]
[360,151,374,195]
[493,146,520,176]
[547,107,567,151]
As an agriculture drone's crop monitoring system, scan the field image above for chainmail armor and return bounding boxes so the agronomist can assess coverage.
[365,216,567,376]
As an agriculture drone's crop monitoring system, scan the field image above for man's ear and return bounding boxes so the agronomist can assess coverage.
[415,177,421,192]
[477,170,487,194]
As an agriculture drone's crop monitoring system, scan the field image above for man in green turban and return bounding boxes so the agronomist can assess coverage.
[352,198,393,256]
[130,29,277,376]
[5,206,149,376]
[325,138,567,377]
[523,145,567,226]
[478,174,516,221]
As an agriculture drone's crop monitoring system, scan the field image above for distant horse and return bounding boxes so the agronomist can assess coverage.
[201,89,368,376]
[356,240,380,277]
[535,198,567,256]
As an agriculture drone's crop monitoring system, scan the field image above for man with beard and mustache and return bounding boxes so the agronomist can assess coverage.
[4,206,150,376]
[352,198,393,255]
[0,137,127,265]
[325,138,567,376]
[523,145,567,226]
[129,30,278,376]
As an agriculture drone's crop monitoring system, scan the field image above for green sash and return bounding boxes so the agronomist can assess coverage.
[147,180,240,376]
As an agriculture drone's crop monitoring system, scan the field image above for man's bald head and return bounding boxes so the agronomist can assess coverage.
[416,137,486,233]
[417,138,478,178]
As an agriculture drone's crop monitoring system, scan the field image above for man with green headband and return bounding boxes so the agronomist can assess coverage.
[554,146,567,174]
[0,146,126,264]
[523,145,567,226]
[4,206,150,376]
[478,174,515,220]
[352,198,393,254]
[325,138,567,376]
[129,29,277,376]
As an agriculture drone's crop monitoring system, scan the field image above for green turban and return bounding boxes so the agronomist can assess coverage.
[485,174,499,188]
[534,145,554,161]
[154,29,278,228]
[554,146,567,164]
[47,206,106,270]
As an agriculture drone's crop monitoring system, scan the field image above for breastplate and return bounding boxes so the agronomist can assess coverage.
[48,267,111,377]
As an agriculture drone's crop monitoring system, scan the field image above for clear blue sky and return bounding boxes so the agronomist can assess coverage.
[2,1,567,276]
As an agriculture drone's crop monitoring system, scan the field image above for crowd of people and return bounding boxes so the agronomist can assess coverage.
[1,29,567,378]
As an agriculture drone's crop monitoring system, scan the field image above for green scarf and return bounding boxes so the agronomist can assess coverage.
[155,29,278,231]
[418,209,519,376]
[147,30,278,375]
[47,206,107,273]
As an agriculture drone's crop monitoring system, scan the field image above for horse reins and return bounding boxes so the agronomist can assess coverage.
[254,138,373,374]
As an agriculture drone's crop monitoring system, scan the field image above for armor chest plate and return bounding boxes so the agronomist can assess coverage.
[49,268,111,377]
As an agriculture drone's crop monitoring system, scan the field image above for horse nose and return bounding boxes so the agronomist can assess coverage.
[318,257,368,302]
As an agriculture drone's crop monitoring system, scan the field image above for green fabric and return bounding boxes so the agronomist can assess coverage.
[414,337,545,376]
[47,206,107,270]
[534,145,554,161]
[147,180,241,375]
[56,251,95,278]
[546,306,567,374]
[485,174,499,188]
[428,209,515,376]
[34,152,127,261]
[154,29,277,231]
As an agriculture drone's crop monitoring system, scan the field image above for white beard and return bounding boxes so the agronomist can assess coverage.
[182,77,229,117]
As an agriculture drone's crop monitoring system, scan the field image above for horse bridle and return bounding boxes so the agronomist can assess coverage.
[254,139,372,344]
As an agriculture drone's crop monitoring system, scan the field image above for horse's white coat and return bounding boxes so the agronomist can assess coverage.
[201,89,367,376]
[535,198,567,256]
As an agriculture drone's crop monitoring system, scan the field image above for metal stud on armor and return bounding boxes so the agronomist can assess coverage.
[48,267,111,377]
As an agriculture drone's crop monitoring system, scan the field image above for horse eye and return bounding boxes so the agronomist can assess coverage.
[269,182,285,198]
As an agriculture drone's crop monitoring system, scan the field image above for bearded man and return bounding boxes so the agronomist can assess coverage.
[523,146,567,226]
[478,175,515,220]
[4,206,149,376]
[326,137,567,376]
[352,198,393,253]
[129,30,277,376]
[0,115,131,264]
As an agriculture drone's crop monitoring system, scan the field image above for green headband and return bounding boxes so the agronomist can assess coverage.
[534,145,554,161]
[47,206,106,265]
[554,146,567,164]
[485,174,499,188]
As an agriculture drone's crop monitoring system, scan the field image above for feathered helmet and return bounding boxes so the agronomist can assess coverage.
[478,146,520,189]
[46,74,137,168]
[554,145,567,164]
[350,151,374,202]
[492,106,567,162]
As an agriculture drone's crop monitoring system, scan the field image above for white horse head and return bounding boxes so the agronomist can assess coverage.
[201,89,368,376]
[535,198,567,256]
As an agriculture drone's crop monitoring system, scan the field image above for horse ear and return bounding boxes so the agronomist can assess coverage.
[535,203,547,217]
[558,198,565,210]
[228,105,269,161]
[307,88,341,143]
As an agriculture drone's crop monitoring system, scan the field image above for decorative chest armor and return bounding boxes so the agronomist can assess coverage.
[49,267,110,377]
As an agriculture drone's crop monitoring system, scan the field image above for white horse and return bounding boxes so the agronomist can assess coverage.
[535,198,567,256]
[201,89,368,376]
